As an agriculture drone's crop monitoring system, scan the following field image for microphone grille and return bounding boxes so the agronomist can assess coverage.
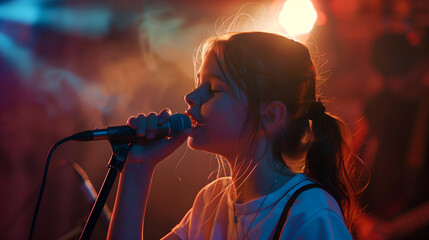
[170,114,191,138]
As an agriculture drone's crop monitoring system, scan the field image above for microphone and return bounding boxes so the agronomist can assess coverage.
[71,113,191,143]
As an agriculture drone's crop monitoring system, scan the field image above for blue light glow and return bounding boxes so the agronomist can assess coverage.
[0,1,113,37]
[0,32,34,79]
[0,2,40,24]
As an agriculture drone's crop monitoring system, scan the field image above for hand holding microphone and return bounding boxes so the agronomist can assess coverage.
[127,109,185,139]
[70,108,191,166]
[125,109,192,166]
[72,110,190,143]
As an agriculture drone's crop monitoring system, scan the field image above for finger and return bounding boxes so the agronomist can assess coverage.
[127,116,137,128]
[151,127,191,157]
[136,113,147,137]
[146,112,158,139]
[158,108,172,125]
[132,128,190,163]
[127,126,192,165]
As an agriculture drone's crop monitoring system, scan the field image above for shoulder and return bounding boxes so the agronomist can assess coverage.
[294,187,343,217]
[171,177,233,239]
[283,184,352,239]
[192,177,232,209]
[201,177,232,192]
[282,175,342,216]
[196,177,232,199]
[283,176,344,220]
[279,174,345,225]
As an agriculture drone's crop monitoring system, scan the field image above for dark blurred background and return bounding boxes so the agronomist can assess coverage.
[0,0,428,239]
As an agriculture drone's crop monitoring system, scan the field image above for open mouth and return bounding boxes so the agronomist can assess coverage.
[191,119,204,128]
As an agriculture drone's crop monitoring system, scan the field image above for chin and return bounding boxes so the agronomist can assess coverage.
[187,137,218,153]
[187,137,206,151]
[187,138,232,158]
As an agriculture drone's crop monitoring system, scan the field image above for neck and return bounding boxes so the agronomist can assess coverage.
[226,140,295,203]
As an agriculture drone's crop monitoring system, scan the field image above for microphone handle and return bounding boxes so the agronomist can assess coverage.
[71,113,190,143]
[103,123,170,143]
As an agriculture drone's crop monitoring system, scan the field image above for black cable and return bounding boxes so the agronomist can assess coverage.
[29,136,74,240]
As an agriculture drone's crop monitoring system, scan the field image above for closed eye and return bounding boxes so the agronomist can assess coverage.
[209,88,224,95]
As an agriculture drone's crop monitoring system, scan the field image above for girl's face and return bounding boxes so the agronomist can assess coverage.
[185,50,249,158]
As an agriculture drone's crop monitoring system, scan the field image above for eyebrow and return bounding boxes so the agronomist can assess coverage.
[196,72,228,86]
[197,72,223,80]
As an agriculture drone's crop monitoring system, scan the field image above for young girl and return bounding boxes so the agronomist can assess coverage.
[107,32,361,239]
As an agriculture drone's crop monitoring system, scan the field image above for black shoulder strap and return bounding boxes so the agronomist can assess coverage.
[273,183,321,240]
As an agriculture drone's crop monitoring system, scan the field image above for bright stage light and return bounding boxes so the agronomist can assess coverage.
[278,0,318,37]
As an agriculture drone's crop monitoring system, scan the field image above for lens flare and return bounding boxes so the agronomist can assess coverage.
[278,0,318,37]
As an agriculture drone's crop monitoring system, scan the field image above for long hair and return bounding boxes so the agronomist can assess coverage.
[196,31,364,231]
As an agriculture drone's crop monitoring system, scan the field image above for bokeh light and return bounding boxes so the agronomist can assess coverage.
[278,0,318,37]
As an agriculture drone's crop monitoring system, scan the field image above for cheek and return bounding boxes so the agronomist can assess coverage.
[204,96,245,127]
[203,99,247,140]
[188,97,248,153]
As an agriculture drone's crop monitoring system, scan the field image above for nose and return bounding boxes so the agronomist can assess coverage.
[185,90,197,107]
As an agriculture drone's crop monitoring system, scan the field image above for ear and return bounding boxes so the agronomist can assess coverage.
[260,100,287,134]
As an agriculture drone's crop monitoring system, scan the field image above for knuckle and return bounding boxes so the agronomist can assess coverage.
[136,113,146,120]
[147,112,157,119]
[127,117,137,127]
[158,109,171,123]
[161,108,172,114]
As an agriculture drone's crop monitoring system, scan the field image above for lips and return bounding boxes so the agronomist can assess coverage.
[191,120,204,128]
[186,112,204,128]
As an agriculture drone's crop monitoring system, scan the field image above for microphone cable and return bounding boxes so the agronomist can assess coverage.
[29,136,74,240]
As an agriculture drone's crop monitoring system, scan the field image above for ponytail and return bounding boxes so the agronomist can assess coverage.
[305,109,362,231]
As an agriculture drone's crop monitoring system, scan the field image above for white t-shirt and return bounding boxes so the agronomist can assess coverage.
[172,173,352,239]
